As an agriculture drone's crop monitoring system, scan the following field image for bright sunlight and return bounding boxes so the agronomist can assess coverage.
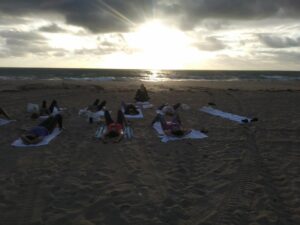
[126,20,193,70]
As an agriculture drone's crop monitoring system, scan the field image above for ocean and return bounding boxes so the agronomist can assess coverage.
[0,68,300,82]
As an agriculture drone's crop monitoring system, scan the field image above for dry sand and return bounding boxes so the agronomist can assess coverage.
[0,80,299,225]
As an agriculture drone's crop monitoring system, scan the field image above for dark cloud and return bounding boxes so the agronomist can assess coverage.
[253,49,300,66]
[0,30,64,57]
[39,23,67,33]
[1,1,300,33]
[258,34,300,48]
[0,15,29,25]
[274,51,300,63]
[0,0,154,33]
[158,0,300,30]
[195,37,226,51]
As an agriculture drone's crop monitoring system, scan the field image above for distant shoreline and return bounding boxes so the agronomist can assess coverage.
[1,79,300,92]
[0,68,300,83]
[0,66,300,72]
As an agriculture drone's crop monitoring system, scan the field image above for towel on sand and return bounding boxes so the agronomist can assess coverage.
[200,106,252,124]
[122,107,144,119]
[79,107,105,122]
[11,128,62,147]
[0,118,15,126]
[95,124,133,140]
[135,101,153,109]
[153,122,208,143]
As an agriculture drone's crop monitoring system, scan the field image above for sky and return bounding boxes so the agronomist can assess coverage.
[0,0,300,70]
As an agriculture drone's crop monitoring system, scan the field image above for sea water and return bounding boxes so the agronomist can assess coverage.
[0,68,300,82]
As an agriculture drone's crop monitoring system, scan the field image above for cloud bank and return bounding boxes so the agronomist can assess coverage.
[0,0,300,69]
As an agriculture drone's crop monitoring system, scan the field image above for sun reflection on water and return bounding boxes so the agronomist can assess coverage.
[145,70,169,82]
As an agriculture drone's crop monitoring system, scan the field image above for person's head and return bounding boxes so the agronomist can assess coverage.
[162,106,175,116]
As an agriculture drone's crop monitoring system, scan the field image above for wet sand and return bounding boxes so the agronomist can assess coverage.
[0,80,299,225]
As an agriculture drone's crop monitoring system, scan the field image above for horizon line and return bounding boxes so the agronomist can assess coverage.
[0,66,299,72]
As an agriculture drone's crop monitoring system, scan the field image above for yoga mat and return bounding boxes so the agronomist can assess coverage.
[12,128,62,147]
[153,122,207,143]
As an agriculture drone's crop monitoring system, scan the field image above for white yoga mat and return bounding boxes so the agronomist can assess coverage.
[200,106,251,124]
[11,128,62,147]
[0,118,15,126]
[122,108,144,119]
[153,122,207,143]
[135,101,153,109]
[79,108,105,122]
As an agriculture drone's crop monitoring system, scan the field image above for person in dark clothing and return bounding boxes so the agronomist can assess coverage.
[122,102,140,115]
[87,99,106,112]
[21,114,63,144]
[49,100,59,114]
[134,84,150,102]
[39,100,50,116]
[152,113,190,137]
[31,100,58,119]
[102,110,127,143]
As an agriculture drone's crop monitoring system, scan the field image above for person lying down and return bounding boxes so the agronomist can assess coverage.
[21,114,63,145]
[122,102,140,115]
[101,110,128,143]
[87,99,106,112]
[152,111,191,137]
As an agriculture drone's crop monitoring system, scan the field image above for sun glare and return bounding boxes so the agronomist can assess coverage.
[126,20,192,69]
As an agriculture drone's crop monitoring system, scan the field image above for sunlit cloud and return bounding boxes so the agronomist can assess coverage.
[0,0,300,69]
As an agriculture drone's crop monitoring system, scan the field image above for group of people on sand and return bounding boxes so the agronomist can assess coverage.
[1,84,192,145]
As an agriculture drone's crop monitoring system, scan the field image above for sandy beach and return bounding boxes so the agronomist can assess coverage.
[0,80,299,225]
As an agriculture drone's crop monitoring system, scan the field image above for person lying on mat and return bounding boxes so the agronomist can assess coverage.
[21,114,63,145]
[158,102,189,115]
[0,107,11,120]
[102,110,127,143]
[152,113,191,137]
[31,100,60,119]
[135,84,150,102]
[87,99,106,112]
[122,101,140,115]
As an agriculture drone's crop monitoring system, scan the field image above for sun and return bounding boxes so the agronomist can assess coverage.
[126,20,192,70]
